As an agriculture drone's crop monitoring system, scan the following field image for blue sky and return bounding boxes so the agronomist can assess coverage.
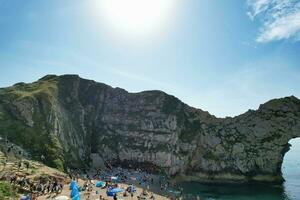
[0,0,299,117]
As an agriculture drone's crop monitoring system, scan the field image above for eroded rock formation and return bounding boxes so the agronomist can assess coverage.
[0,74,299,183]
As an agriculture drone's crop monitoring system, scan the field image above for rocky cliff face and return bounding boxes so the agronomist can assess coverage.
[0,74,299,183]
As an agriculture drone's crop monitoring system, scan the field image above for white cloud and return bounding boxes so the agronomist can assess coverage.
[247,0,271,20]
[247,0,300,43]
[257,11,300,42]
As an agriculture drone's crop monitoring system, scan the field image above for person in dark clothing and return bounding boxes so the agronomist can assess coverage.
[18,161,22,171]
[10,174,17,184]
[113,193,118,200]
[25,162,30,170]
[52,181,57,192]
[3,158,7,168]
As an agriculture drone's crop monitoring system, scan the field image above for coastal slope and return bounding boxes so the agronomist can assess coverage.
[0,74,299,183]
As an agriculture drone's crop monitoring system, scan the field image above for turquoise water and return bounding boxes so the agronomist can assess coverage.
[179,138,300,200]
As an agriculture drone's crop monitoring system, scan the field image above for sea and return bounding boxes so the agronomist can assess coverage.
[177,138,300,200]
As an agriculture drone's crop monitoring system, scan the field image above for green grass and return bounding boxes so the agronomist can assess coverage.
[39,173,50,184]
[31,168,37,175]
[0,181,18,199]
[0,107,64,170]
[0,78,65,171]
[1,78,58,101]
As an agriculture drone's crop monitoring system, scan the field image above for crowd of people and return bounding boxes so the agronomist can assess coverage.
[0,159,65,200]
[1,161,201,200]
[65,165,187,200]
[7,172,65,196]
[1,147,193,200]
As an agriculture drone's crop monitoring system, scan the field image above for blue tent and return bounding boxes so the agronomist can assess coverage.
[106,188,122,196]
[20,195,30,200]
[71,187,79,198]
[69,181,77,190]
[110,188,122,193]
[72,194,80,200]
[96,181,104,187]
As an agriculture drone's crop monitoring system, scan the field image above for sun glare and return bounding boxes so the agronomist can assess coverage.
[94,0,177,40]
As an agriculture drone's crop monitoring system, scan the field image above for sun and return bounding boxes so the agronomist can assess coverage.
[94,0,177,40]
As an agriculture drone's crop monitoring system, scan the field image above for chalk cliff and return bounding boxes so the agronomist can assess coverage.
[0,74,299,183]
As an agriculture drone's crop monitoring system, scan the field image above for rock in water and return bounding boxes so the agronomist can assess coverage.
[0,74,299,183]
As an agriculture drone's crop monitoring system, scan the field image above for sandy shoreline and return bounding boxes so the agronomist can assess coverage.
[0,149,178,200]
[37,179,172,200]
[35,167,180,200]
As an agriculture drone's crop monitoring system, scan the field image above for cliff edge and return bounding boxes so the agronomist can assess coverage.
[0,74,299,183]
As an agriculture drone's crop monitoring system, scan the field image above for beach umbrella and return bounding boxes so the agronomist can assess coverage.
[96,181,104,187]
[55,196,69,200]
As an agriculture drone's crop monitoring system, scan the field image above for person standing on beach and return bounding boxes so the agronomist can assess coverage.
[25,161,29,170]
[2,158,7,169]
[113,193,118,200]
[17,160,22,171]
[131,191,134,199]
[41,155,45,162]
[150,192,155,200]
